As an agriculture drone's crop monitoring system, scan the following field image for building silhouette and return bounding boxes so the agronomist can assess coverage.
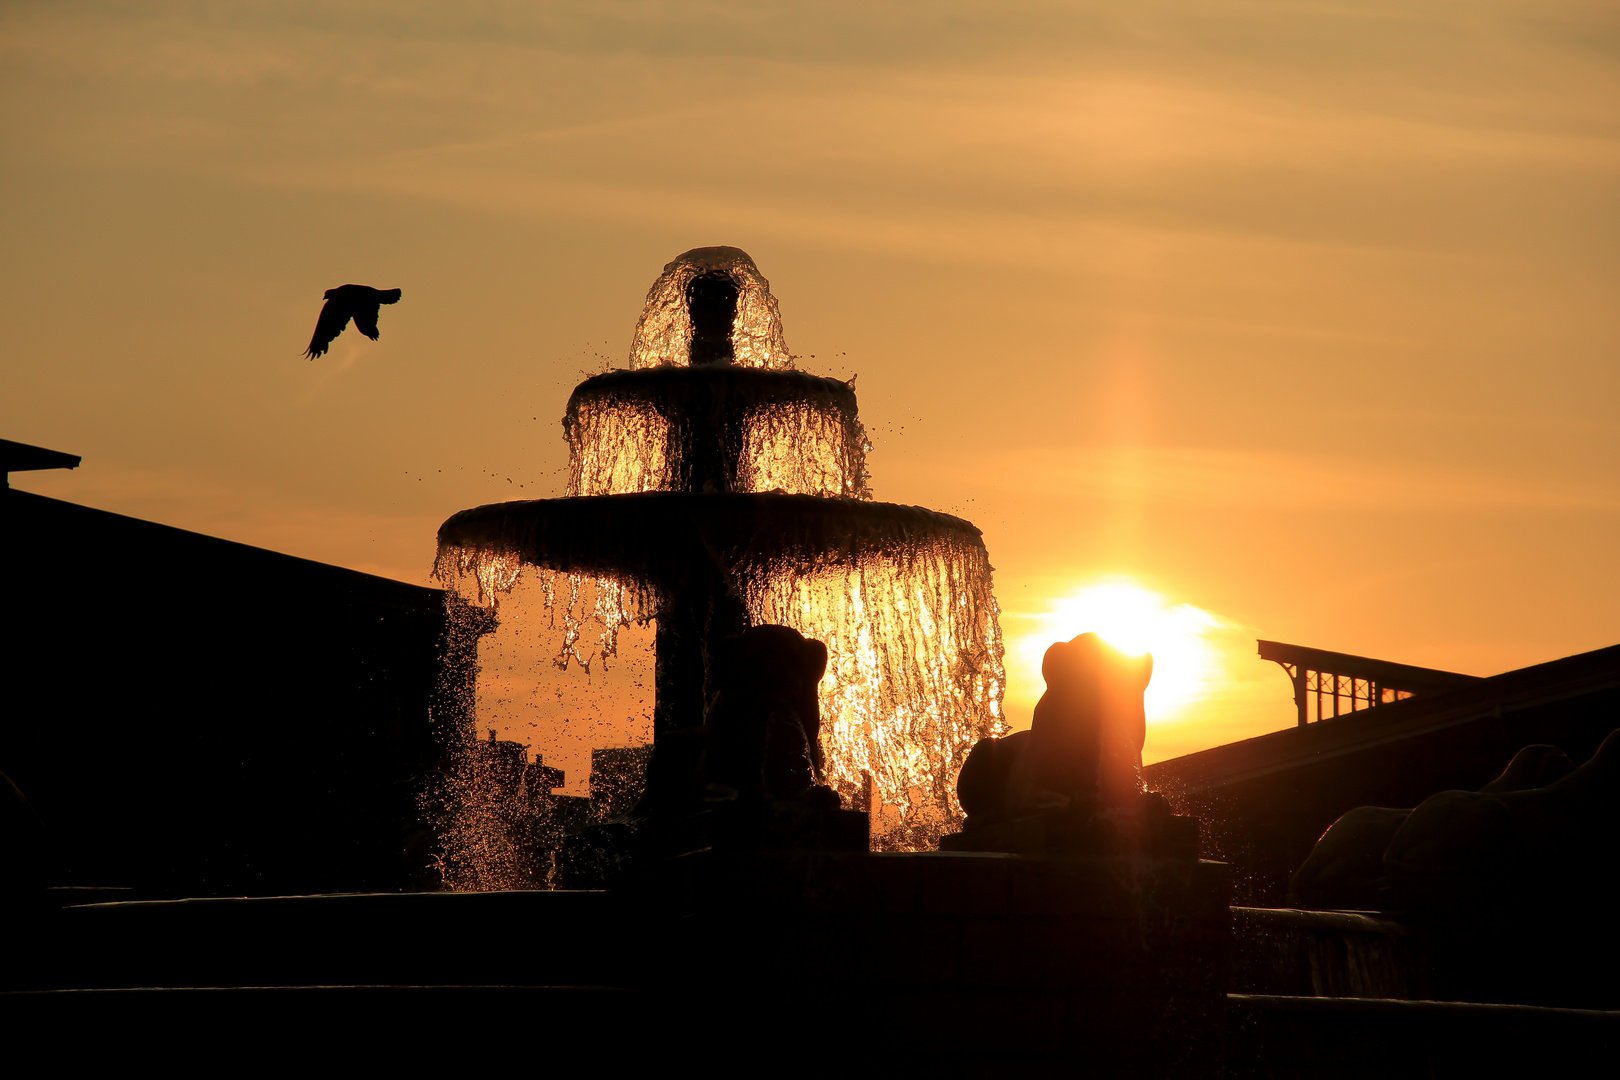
[2,440,453,896]
[1146,640,1620,904]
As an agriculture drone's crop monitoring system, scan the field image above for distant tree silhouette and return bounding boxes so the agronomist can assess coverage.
[304,284,402,359]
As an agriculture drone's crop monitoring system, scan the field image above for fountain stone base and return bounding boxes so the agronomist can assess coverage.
[14,853,1230,1072]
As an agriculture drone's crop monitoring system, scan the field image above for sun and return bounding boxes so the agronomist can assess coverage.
[1015,580,1222,723]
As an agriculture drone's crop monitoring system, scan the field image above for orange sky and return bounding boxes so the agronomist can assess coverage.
[6,3,1618,780]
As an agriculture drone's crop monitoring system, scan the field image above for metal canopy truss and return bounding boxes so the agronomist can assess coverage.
[1257,639,1483,727]
[1,438,80,487]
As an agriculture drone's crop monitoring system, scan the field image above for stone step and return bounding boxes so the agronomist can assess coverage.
[0,983,1217,1071]
[0,986,654,1068]
[9,890,637,991]
[13,854,1231,994]
[1227,994,1620,1077]
[7,985,1612,1073]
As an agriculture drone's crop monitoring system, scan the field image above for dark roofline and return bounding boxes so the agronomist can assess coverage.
[4,488,442,607]
[1144,642,1620,793]
[2,438,81,485]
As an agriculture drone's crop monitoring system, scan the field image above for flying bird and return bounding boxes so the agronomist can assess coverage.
[304,284,402,359]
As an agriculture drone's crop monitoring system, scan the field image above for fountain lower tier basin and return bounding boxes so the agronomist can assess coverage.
[437,491,985,588]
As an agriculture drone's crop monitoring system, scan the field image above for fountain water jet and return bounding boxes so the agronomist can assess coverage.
[435,246,1005,857]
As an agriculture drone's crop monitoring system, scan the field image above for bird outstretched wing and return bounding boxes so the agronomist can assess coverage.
[353,303,381,341]
[304,298,353,359]
[351,287,401,341]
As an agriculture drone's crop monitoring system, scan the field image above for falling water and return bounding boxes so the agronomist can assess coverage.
[564,370,871,499]
[437,526,1004,849]
[745,541,1005,845]
[627,246,792,369]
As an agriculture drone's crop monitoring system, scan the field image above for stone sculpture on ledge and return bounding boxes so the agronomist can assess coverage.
[698,624,829,808]
[561,624,864,886]
[1288,742,1576,911]
[1286,728,1620,1008]
[942,631,1197,859]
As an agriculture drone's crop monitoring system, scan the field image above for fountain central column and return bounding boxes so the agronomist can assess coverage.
[650,542,748,734]
[640,288,754,810]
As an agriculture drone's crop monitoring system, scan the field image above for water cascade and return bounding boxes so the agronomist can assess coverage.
[435,246,1005,850]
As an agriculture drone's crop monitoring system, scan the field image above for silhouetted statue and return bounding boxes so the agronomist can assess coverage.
[1475,742,1578,793]
[947,634,1193,858]
[303,284,402,359]
[1033,632,1151,809]
[699,624,829,806]
[957,729,1036,829]
[566,622,852,880]
[1289,742,1578,910]
[1385,732,1616,900]
[959,633,1151,830]
[1285,806,1412,911]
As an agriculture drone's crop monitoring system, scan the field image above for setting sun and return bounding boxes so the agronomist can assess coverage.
[1016,581,1222,724]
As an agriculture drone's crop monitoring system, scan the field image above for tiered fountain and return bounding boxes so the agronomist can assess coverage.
[436,247,1005,853]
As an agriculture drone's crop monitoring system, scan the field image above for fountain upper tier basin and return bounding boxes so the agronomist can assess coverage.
[437,492,983,590]
[565,366,868,499]
[569,367,856,424]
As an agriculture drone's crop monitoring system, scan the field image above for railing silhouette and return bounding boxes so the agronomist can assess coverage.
[1258,640,1482,726]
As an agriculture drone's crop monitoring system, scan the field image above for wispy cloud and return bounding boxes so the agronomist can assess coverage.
[957,444,1620,512]
[7,1,1615,273]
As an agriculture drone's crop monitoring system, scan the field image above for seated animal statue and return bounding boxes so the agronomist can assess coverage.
[1285,806,1413,911]
[698,624,830,808]
[1288,742,1577,910]
[958,632,1152,830]
[1384,729,1618,906]
[1475,743,1577,794]
[1383,730,1620,1007]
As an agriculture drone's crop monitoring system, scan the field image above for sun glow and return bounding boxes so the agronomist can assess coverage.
[1016,580,1222,723]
